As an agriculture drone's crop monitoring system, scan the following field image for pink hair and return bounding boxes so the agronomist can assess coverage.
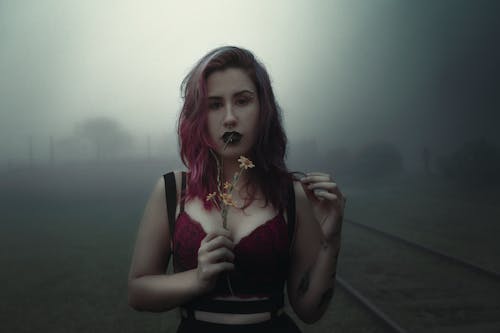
[177,46,292,211]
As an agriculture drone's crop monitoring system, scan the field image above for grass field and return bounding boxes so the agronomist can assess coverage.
[1,163,498,332]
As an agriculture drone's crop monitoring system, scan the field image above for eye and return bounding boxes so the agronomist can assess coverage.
[208,101,223,110]
[235,97,251,106]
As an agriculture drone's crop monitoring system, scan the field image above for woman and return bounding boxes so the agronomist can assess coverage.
[128,46,346,332]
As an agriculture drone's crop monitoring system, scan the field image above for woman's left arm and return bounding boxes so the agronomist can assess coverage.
[287,172,346,324]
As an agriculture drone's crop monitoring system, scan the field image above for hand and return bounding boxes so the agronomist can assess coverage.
[196,228,235,293]
[300,172,346,243]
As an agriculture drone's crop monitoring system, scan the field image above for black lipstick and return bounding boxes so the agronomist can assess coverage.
[222,131,242,144]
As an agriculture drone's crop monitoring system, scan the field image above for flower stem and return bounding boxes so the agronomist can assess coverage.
[226,274,234,295]
[209,135,239,296]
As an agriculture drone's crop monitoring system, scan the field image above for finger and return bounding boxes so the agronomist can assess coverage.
[315,191,346,207]
[199,261,235,280]
[293,171,308,179]
[202,228,233,244]
[301,174,332,184]
[201,233,219,245]
[314,191,339,201]
[306,182,337,191]
[305,179,343,194]
[213,227,233,238]
[309,183,345,199]
[211,262,235,275]
[306,172,331,177]
[205,247,235,263]
[204,235,235,252]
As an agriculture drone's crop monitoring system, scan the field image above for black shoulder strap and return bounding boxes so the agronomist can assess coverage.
[287,179,296,247]
[163,172,187,241]
[179,172,186,213]
[163,172,177,238]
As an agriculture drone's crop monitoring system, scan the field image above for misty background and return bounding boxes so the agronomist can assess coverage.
[1,0,500,332]
[1,0,498,172]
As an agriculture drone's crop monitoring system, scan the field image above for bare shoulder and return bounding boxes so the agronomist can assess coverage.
[127,170,187,279]
[152,175,166,199]
[128,175,169,279]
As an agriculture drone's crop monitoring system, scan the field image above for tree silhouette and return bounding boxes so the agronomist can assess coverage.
[75,117,132,161]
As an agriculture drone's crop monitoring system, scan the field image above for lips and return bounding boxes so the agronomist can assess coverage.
[222,131,242,144]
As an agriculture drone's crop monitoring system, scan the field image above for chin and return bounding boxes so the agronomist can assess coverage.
[220,151,244,159]
[218,145,250,159]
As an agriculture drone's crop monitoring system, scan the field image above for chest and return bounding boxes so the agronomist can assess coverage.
[179,197,284,244]
[172,200,291,288]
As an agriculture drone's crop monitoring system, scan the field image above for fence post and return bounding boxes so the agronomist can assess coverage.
[147,135,151,162]
[29,135,34,169]
[50,135,55,167]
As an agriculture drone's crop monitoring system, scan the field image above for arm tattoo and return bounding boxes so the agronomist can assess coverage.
[297,268,311,297]
[317,287,334,309]
[321,239,340,251]
[319,240,340,279]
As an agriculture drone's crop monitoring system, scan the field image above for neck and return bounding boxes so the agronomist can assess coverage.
[221,158,257,205]
[220,156,249,186]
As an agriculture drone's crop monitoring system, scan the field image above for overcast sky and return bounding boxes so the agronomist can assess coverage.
[1,0,498,168]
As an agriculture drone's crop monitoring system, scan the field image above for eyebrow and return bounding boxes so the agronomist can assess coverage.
[207,90,255,99]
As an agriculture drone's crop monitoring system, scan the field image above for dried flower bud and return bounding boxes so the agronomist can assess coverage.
[220,193,235,206]
[238,156,255,170]
[206,192,216,201]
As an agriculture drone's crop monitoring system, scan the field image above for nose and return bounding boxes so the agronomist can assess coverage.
[222,104,237,129]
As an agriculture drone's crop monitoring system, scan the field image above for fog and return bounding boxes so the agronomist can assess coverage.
[2,1,500,331]
[2,0,498,172]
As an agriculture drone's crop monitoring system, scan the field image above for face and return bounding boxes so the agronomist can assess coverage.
[206,67,259,159]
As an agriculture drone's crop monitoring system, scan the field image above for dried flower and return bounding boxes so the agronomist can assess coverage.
[207,153,256,297]
[238,156,255,170]
[223,181,232,191]
[220,193,235,207]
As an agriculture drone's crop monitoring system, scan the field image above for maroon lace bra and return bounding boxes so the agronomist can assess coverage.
[172,209,290,297]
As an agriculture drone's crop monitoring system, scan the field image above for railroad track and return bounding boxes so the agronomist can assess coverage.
[335,218,500,332]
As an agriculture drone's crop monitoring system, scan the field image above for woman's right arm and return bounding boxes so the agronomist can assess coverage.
[127,174,198,312]
[128,173,235,312]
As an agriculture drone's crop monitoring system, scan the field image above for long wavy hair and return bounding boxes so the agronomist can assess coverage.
[177,46,293,211]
